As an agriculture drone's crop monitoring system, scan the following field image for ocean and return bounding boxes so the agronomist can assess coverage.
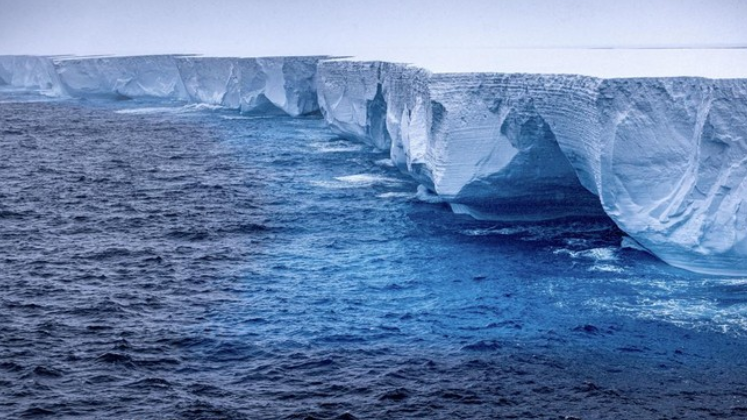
[1,92,746,419]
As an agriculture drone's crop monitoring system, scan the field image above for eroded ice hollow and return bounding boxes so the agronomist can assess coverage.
[315,51,747,276]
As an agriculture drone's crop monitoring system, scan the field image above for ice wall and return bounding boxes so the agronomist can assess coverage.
[235,56,322,116]
[175,57,241,107]
[159,56,323,116]
[54,55,189,100]
[315,60,747,275]
[316,61,603,220]
[1,55,325,117]
[316,60,434,188]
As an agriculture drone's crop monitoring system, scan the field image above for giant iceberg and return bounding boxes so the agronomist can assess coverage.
[2,52,746,276]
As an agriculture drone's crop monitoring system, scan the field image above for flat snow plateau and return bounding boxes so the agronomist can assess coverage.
[339,48,747,78]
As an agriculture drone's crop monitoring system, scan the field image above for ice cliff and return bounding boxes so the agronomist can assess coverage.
[0,55,64,96]
[316,60,747,276]
[0,55,324,116]
[175,56,322,116]
[558,78,747,276]
[317,62,604,220]
[2,54,745,276]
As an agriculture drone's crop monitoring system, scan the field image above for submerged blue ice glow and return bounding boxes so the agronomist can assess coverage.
[1,92,747,419]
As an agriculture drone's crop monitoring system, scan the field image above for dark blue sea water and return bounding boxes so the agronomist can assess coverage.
[1,91,747,419]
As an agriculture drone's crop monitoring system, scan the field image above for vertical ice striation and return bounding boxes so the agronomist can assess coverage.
[383,64,434,187]
[316,60,434,186]
[236,56,323,116]
[316,60,393,149]
[0,55,64,96]
[175,57,241,107]
[173,56,324,116]
[553,78,747,275]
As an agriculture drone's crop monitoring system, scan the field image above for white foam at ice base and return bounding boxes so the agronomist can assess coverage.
[415,185,444,204]
[376,192,414,199]
[219,115,253,120]
[588,296,747,335]
[115,103,228,115]
[588,264,625,274]
[181,103,228,112]
[375,159,395,168]
[337,48,747,79]
[114,107,183,115]
[309,141,365,153]
[460,223,613,242]
[310,174,404,189]
[219,114,280,120]
[334,174,403,186]
[554,247,619,262]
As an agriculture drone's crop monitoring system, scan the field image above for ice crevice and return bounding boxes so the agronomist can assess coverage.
[1,54,746,276]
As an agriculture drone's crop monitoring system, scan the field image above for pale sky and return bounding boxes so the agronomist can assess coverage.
[1,0,746,57]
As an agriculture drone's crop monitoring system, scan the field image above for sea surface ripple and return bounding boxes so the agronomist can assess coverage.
[1,95,747,419]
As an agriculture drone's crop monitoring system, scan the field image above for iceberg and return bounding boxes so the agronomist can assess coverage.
[3,52,746,275]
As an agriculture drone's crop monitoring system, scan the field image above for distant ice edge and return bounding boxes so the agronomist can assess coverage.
[2,54,745,276]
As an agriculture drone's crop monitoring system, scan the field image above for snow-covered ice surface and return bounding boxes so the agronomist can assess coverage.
[2,49,746,275]
[341,48,747,79]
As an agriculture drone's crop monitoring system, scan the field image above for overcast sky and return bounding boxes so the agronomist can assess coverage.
[1,0,746,57]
